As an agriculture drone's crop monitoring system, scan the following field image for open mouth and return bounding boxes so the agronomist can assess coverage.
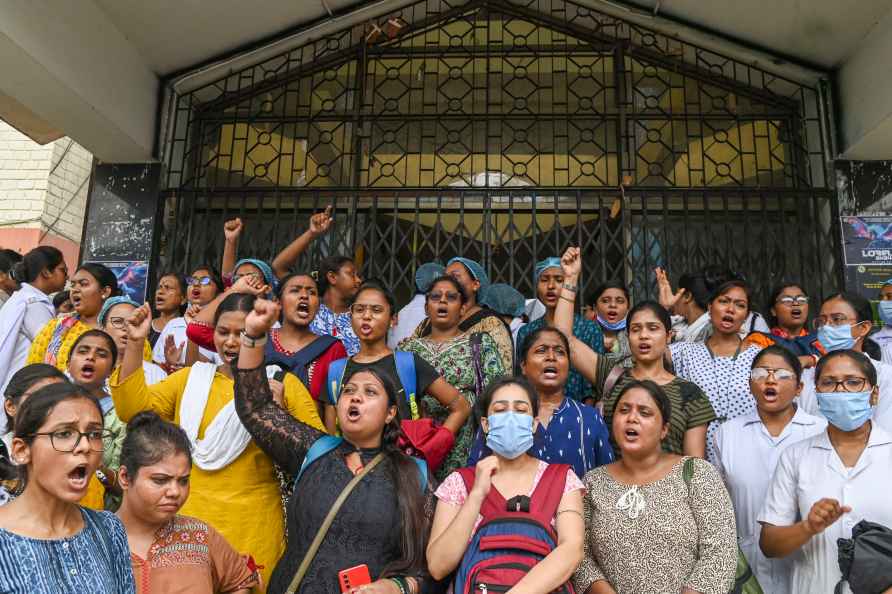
[637,343,651,354]
[359,323,373,335]
[346,404,361,422]
[68,464,89,490]
[542,365,559,380]
[623,427,640,441]
[71,295,82,308]
[544,292,558,303]
[719,314,735,329]
[191,288,202,300]
[606,311,619,321]
[790,308,802,319]
[295,302,311,318]
[435,305,449,317]
[222,348,240,360]
[79,363,95,380]
[763,387,779,403]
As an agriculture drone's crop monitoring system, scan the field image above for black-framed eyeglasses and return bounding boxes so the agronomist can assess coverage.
[776,296,809,307]
[427,291,461,304]
[30,429,110,452]
[815,377,870,393]
[187,276,213,287]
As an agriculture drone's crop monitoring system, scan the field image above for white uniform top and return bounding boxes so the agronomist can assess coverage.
[152,317,221,366]
[714,407,826,594]
[758,424,892,594]
[798,357,892,434]
[0,284,54,397]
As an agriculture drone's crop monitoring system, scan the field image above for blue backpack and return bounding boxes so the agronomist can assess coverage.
[294,435,428,491]
[453,463,575,594]
[326,352,420,419]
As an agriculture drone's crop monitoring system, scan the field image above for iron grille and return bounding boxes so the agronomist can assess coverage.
[159,0,839,305]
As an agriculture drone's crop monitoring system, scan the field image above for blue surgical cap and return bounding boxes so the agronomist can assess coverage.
[534,257,562,282]
[447,257,490,290]
[480,283,526,318]
[98,296,140,326]
[233,258,278,292]
[415,262,445,294]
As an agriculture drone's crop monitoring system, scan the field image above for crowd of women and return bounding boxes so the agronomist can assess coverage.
[0,212,890,594]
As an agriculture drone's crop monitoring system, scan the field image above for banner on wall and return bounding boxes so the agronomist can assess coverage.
[840,215,892,299]
[90,261,149,303]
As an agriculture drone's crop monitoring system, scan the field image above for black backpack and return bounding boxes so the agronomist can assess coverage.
[836,520,892,594]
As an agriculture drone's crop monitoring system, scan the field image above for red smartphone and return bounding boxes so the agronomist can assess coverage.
[338,564,372,592]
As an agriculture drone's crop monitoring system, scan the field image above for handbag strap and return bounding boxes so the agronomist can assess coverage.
[285,452,386,594]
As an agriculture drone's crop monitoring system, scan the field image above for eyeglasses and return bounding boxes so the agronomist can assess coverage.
[187,276,213,287]
[750,367,796,382]
[427,291,461,304]
[812,315,860,330]
[232,272,262,283]
[776,296,809,307]
[30,429,110,452]
[350,304,387,317]
[107,316,126,330]
[816,377,870,393]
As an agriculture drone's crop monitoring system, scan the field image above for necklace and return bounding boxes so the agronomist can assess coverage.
[616,485,646,519]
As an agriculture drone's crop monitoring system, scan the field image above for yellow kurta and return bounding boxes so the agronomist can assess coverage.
[110,365,325,592]
[27,316,153,371]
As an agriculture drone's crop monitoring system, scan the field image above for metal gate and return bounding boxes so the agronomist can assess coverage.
[158,0,839,305]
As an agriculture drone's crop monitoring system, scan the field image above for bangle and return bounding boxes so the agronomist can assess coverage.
[190,320,212,329]
[388,577,408,594]
[240,331,268,348]
[562,282,578,292]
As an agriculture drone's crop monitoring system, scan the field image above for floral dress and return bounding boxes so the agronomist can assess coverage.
[399,332,505,480]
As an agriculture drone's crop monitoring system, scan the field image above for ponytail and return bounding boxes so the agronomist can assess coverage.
[11,246,64,284]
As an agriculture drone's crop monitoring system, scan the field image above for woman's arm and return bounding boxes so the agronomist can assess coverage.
[507,488,584,594]
[425,377,471,435]
[427,456,499,579]
[760,498,849,559]
[554,248,600,381]
[271,206,332,278]
[233,299,325,475]
[573,479,610,594]
[682,425,707,458]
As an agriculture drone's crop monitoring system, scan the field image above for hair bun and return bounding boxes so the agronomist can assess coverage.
[9,261,25,283]
[127,410,163,431]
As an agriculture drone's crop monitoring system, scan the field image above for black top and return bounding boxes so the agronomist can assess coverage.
[342,353,439,420]
[148,326,161,348]
[232,366,434,594]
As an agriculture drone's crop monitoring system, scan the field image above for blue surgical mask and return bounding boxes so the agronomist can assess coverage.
[597,315,627,332]
[879,301,892,326]
[816,390,874,432]
[485,412,534,460]
[817,323,857,352]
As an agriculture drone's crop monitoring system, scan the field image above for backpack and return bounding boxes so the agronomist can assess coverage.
[264,334,339,387]
[326,352,419,419]
[836,520,892,594]
[294,434,428,491]
[453,463,576,594]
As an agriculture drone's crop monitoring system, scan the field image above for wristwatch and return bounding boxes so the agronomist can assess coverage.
[240,331,268,348]
[562,282,578,293]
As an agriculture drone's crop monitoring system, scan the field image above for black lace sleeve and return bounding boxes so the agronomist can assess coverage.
[233,365,325,475]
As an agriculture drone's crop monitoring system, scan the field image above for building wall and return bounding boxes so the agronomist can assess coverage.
[0,120,92,269]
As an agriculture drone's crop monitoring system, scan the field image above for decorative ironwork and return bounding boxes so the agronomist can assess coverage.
[159,0,838,304]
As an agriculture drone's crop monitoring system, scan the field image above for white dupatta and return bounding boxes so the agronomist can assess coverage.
[179,362,252,471]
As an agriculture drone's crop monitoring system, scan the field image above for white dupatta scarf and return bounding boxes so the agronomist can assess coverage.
[179,362,252,471]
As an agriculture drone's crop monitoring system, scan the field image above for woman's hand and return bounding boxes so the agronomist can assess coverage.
[309,205,334,238]
[224,218,243,242]
[471,455,499,499]
[126,303,152,342]
[560,246,582,280]
[245,298,280,338]
[269,379,285,406]
[231,274,269,296]
[183,303,202,324]
[655,267,684,312]
[804,498,851,535]
[163,334,185,366]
